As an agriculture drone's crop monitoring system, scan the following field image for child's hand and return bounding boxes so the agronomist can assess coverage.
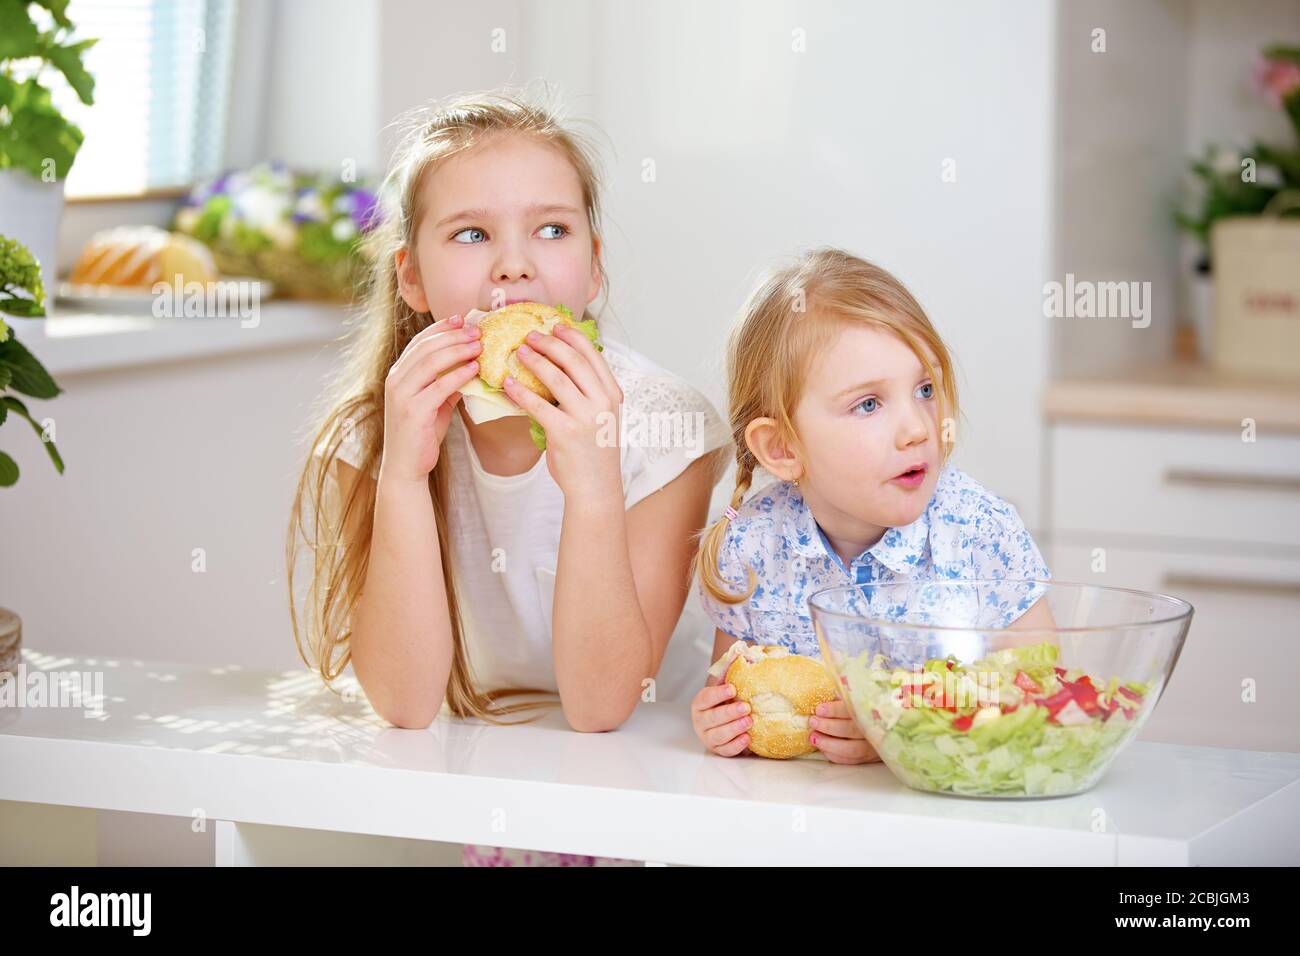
[692,674,752,757]
[380,314,482,483]
[502,322,623,500]
[809,698,881,765]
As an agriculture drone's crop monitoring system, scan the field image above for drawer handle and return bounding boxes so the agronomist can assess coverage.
[1164,468,1300,495]
[1162,572,1300,598]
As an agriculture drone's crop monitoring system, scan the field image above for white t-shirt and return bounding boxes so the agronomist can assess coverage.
[322,338,730,699]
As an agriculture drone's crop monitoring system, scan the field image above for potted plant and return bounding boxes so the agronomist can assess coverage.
[0,232,65,677]
[1175,45,1300,359]
[0,0,97,300]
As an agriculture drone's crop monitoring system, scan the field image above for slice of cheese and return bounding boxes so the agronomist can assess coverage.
[459,377,526,424]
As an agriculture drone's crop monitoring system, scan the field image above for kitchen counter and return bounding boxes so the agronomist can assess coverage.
[2,649,1297,866]
[1044,358,1300,431]
[5,299,351,376]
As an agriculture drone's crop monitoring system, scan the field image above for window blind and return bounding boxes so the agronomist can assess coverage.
[41,0,238,198]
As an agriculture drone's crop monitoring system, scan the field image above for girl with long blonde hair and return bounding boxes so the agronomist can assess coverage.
[287,90,727,865]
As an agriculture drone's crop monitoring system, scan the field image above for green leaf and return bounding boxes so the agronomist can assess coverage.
[298,220,350,263]
[0,450,17,487]
[32,0,73,30]
[44,38,97,106]
[1255,143,1300,188]
[528,417,547,452]
[0,84,84,179]
[0,2,41,60]
[0,334,62,399]
[1262,45,1300,66]
[1,395,64,474]
[194,195,232,243]
[0,296,46,318]
[574,317,604,352]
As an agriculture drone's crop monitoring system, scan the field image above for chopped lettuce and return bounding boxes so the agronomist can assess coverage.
[527,310,603,452]
[841,642,1152,797]
[528,417,547,452]
[572,316,603,352]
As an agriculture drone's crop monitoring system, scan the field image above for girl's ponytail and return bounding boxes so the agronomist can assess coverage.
[693,451,758,605]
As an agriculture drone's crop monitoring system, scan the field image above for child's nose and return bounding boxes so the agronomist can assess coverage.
[492,240,535,284]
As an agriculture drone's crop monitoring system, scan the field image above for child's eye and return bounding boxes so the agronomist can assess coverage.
[537,223,568,239]
[852,397,879,416]
[452,227,487,244]
[916,382,934,400]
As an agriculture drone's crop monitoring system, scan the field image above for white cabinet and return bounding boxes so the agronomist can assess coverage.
[1047,422,1300,753]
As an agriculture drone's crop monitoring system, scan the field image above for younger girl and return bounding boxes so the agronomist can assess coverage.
[691,248,1053,763]
[288,91,727,865]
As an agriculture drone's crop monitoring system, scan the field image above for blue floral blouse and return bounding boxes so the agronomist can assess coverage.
[696,464,1052,656]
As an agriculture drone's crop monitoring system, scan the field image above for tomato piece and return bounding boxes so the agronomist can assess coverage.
[1014,670,1042,695]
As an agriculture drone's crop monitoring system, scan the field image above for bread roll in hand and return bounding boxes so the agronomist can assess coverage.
[707,640,841,759]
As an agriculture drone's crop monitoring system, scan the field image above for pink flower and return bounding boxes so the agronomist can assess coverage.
[1253,56,1300,108]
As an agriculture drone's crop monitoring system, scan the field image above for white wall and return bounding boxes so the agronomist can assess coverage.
[378,0,1058,525]
[263,0,380,176]
[0,338,344,671]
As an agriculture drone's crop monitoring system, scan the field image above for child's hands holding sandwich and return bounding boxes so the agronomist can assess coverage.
[691,673,752,757]
[695,637,881,763]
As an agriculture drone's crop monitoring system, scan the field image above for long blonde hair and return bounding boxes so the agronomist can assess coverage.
[286,89,607,722]
[694,248,961,605]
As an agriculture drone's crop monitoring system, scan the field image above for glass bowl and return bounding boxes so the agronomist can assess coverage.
[809,580,1192,798]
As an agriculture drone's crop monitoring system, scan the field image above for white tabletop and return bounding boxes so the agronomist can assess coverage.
[2,649,1297,865]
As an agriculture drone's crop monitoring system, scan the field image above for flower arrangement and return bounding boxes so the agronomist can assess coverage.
[173,161,383,302]
[1176,45,1300,271]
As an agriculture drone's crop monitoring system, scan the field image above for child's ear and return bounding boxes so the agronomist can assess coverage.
[744,418,804,483]
[395,246,429,314]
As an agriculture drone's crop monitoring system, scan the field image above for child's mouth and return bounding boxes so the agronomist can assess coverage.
[891,464,927,488]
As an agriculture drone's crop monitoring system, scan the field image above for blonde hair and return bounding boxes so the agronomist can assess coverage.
[694,247,961,605]
[286,89,607,723]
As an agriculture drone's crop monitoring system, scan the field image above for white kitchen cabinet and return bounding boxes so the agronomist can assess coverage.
[1048,543,1299,752]
[1046,417,1300,753]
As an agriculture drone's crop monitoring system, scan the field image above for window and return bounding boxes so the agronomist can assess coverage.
[44,0,238,198]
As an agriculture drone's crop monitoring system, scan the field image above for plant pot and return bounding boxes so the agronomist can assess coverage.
[0,607,20,678]
[0,169,67,315]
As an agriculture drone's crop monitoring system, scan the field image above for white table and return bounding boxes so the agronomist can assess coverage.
[2,649,1297,866]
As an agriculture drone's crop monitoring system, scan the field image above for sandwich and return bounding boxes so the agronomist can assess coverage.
[457,302,601,450]
[707,640,841,759]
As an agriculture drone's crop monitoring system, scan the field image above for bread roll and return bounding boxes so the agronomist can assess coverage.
[477,301,583,402]
[712,641,841,759]
[68,225,217,288]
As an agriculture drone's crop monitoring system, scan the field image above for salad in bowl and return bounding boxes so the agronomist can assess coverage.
[810,581,1192,798]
